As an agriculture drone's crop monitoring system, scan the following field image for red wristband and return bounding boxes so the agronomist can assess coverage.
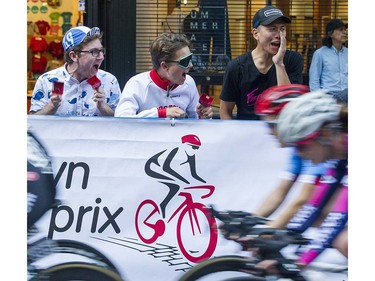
[158,107,167,118]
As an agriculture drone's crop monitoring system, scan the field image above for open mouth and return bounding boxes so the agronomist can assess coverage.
[271,42,280,48]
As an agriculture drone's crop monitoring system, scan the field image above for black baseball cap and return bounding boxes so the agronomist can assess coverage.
[326,19,348,35]
[253,6,291,28]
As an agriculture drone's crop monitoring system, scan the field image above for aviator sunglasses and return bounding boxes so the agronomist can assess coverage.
[165,53,193,69]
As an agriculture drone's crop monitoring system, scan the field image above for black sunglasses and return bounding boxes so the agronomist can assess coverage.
[166,53,193,69]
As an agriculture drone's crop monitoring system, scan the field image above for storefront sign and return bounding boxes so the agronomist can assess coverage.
[183,1,231,72]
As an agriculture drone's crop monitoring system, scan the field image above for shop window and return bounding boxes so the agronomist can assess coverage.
[135,0,347,106]
[135,0,348,76]
[27,0,81,111]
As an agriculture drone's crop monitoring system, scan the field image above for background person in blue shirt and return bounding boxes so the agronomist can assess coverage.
[309,19,348,102]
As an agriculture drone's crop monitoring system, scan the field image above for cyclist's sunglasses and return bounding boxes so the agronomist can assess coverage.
[166,53,193,69]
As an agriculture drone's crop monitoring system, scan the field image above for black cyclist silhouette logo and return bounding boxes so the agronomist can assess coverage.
[135,134,218,263]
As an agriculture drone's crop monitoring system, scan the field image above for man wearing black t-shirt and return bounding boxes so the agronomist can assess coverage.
[219,6,303,120]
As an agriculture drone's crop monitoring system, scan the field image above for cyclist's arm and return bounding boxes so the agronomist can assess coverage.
[254,149,302,218]
[267,182,315,229]
[253,178,294,217]
[298,184,348,266]
[285,184,331,233]
[286,162,341,234]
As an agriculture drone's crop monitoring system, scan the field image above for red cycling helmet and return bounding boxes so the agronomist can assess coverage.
[255,84,310,115]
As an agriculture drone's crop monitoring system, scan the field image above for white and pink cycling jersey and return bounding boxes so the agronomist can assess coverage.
[286,159,348,265]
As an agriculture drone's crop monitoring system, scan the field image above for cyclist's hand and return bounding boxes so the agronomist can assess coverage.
[255,259,280,275]
[295,261,307,270]
[218,222,241,240]
[236,236,260,253]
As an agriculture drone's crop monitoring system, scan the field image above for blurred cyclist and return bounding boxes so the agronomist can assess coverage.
[27,130,56,230]
[253,84,325,228]
[256,90,348,271]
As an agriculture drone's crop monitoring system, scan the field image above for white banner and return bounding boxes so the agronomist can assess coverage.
[27,115,315,280]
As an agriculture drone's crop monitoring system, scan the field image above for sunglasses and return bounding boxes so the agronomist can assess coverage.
[166,53,193,69]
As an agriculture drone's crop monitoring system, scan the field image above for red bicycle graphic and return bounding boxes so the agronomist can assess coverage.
[135,185,218,263]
